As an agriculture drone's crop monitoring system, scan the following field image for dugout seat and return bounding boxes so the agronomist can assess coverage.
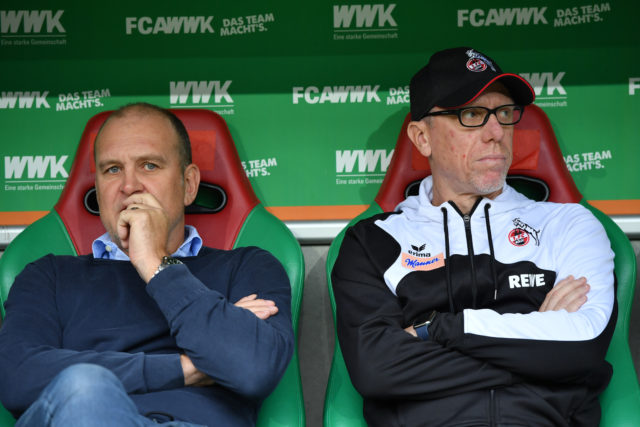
[324,105,640,427]
[0,109,305,427]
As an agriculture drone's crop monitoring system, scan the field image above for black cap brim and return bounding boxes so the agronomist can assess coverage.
[439,73,535,109]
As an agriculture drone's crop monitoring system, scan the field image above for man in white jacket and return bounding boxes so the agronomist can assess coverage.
[332,47,615,426]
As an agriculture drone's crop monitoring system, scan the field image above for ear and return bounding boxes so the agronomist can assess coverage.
[406,120,432,158]
[183,163,201,206]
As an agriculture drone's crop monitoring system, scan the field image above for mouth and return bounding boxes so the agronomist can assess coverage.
[477,155,506,164]
[475,155,509,174]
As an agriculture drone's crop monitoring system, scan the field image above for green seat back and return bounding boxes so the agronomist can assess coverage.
[235,205,306,427]
[0,211,76,427]
[323,204,381,427]
[582,202,640,427]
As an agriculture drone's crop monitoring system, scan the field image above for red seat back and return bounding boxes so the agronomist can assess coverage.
[375,104,581,212]
[55,109,259,255]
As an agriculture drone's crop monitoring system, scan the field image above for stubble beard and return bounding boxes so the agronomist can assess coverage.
[470,168,508,196]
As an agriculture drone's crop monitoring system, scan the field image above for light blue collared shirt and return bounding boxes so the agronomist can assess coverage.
[92,225,203,260]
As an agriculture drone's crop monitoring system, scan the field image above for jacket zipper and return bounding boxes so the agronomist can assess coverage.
[490,389,496,427]
[463,213,478,309]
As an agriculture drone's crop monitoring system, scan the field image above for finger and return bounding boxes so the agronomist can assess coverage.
[545,277,587,311]
[234,294,258,305]
[242,299,275,307]
[404,325,417,337]
[123,193,162,209]
[116,212,131,247]
[122,202,150,213]
[555,275,575,287]
[564,294,588,313]
[560,284,590,312]
[245,305,278,318]
[253,311,271,320]
[241,302,277,313]
[235,298,275,308]
[539,298,548,312]
[238,302,277,313]
[253,307,279,320]
[540,276,576,312]
[543,280,589,312]
[193,377,216,387]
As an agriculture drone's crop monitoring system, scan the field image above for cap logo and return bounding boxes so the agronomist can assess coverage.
[466,58,487,72]
[465,49,497,72]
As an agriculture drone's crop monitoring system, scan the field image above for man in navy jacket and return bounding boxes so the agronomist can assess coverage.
[0,103,294,426]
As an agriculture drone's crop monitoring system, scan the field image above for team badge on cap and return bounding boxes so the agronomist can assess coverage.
[466,58,487,72]
[465,49,496,73]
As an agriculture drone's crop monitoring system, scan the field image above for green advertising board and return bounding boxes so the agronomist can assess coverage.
[1,1,638,226]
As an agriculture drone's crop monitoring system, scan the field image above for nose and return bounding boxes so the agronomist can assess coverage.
[482,112,505,142]
[121,169,143,195]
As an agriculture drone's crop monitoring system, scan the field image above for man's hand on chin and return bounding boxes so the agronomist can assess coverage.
[116,193,171,283]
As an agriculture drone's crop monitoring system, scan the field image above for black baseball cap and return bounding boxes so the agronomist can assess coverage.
[410,47,535,121]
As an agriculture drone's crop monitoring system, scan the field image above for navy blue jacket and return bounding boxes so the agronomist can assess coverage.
[0,246,293,426]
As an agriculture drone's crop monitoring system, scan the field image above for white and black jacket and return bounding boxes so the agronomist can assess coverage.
[332,176,616,427]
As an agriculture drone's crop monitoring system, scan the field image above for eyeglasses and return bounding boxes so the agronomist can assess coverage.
[423,104,525,128]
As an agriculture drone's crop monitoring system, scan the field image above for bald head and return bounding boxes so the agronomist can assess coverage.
[94,103,192,172]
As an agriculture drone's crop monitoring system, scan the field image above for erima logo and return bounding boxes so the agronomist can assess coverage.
[169,81,233,105]
[508,274,546,289]
[125,16,214,35]
[519,72,566,97]
[408,243,430,257]
[0,10,65,34]
[457,8,547,27]
[293,85,380,104]
[333,4,397,28]
[4,156,68,179]
[336,149,393,173]
[0,91,50,109]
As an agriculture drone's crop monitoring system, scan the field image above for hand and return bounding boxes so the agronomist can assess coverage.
[181,354,215,387]
[539,275,590,313]
[234,294,278,320]
[404,325,417,337]
[116,193,170,282]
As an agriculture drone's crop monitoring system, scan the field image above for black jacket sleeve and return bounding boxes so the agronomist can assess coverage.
[332,223,516,400]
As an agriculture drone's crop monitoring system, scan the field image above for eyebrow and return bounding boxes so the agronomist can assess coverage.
[97,154,167,170]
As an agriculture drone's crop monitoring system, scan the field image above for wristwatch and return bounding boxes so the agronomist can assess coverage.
[153,256,183,278]
[413,310,438,341]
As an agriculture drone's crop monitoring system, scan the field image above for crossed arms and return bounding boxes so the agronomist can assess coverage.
[0,193,293,414]
[332,207,615,399]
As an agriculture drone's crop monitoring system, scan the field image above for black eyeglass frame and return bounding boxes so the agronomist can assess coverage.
[423,104,526,128]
